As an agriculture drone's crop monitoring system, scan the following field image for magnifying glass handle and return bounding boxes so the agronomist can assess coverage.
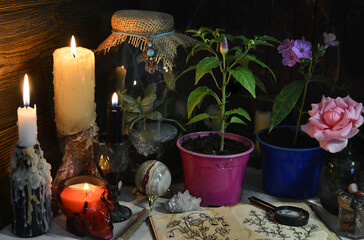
[249,196,276,212]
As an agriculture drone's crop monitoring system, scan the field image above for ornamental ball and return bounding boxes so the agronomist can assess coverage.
[135,160,171,196]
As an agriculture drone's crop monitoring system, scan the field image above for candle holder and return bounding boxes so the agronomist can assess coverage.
[57,175,114,240]
[93,135,132,222]
[10,144,52,237]
[52,127,100,201]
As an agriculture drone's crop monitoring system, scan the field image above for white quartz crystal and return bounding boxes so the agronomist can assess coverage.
[165,190,201,213]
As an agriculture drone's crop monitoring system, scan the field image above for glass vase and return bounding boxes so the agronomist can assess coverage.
[318,148,360,215]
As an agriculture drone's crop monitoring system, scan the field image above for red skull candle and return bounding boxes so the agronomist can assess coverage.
[57,175,114,239]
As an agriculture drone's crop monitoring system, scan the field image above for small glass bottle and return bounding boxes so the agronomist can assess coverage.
[337,190,364,239]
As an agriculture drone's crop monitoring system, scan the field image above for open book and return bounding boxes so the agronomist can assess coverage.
[150,202,339,240]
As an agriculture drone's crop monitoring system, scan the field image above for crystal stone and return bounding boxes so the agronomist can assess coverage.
[165,190,201,213]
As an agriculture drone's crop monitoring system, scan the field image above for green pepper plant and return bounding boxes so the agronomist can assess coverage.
[177,27,278,152]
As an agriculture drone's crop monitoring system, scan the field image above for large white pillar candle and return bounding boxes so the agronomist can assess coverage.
[17,74,37,147]
[53,36,96,136]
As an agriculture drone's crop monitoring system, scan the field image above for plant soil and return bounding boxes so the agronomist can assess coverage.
[259,126,319,148]
[181,133,248,155]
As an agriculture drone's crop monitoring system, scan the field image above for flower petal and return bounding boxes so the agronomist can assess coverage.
[323,139,348,153]
[324,122,352,139]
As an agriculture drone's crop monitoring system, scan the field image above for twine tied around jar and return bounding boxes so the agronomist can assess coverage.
[96,10,196,74]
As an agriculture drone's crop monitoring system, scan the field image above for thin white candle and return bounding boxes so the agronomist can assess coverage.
[53,35,96,135]
[17,74,37,147]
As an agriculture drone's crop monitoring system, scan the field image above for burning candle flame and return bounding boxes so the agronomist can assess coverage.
[84,183,89,190]
[23,74,30,107]
[111,92,118,107]
[71,35,76,58]
[133,80,137,86]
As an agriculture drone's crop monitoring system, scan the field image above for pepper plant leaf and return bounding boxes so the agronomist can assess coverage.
[187,86,211,118]
[269,80,305,132]
[256,76,268,94]
[195,57,220,85]
[225,107,251,121]
[187,113,211,125]
[255,35,281,44]
[254,40,275,48]
[229,116,246,125]
[229,66,256,98]
[186,42,211,64]
[245,54,276,82]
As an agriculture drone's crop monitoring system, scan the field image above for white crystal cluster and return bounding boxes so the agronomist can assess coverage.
[165,190,201,213]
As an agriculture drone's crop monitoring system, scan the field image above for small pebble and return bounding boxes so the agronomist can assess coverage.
[348,183,358,194]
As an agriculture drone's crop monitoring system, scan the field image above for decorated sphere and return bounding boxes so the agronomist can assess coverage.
[135,160,171,196]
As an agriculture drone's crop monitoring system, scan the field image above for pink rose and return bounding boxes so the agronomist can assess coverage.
[301,95,364,153]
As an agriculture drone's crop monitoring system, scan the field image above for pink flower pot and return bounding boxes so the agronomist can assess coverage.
[176,131,254,206]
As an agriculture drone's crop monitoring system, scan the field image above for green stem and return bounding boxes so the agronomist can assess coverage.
[293,59,313,145]
[163,118,187,133]
[228,45,251,70]
[220,70,226,152]
[210,72,220,90]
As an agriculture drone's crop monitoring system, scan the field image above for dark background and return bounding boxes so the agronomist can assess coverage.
[0,0,362,228]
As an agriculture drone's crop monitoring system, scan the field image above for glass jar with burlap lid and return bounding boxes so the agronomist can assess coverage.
[337,190,364,238]
[96,10,196,74]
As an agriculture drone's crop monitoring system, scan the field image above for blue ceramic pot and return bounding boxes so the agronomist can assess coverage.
[256,126,326,199]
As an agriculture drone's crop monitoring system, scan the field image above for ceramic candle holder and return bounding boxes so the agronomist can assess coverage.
[57,175,114,240]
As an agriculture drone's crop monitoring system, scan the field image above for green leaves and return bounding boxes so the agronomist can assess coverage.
[229,66,256,98]
[187,113,211,125]
[244,54,276,82]
[163,70,175,91]
[122,82,160,130]
[195,57,220,84]
[140,83,157,113]
[225,107,251,121]
[269,80,305,132]
[187,86,211,118]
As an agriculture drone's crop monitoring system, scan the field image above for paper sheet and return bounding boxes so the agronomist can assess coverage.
[150,202,340,240]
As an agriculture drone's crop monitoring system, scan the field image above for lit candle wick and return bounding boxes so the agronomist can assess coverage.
[71,35,77,58]
[84,183,89,190]
[23,74,30,108]
[111,92,118,107]
[133,80,137,86]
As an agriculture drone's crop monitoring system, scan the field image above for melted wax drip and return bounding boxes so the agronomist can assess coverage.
[10,144,52,237]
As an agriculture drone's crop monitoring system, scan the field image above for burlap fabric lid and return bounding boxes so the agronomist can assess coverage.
[96,10,196,71]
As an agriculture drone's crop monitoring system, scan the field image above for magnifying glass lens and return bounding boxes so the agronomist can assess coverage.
[276,209,302,218]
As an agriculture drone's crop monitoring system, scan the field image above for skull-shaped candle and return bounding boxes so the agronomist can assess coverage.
[57,175,114,239]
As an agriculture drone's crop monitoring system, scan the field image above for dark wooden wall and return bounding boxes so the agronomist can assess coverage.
[0,0,363,228]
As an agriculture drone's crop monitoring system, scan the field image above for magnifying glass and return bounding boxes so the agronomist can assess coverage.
[249,196,309,227]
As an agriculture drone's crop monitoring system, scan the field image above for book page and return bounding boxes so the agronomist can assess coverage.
[150,206,248,240]
[231,202,339,240]
[150,202,340,240]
